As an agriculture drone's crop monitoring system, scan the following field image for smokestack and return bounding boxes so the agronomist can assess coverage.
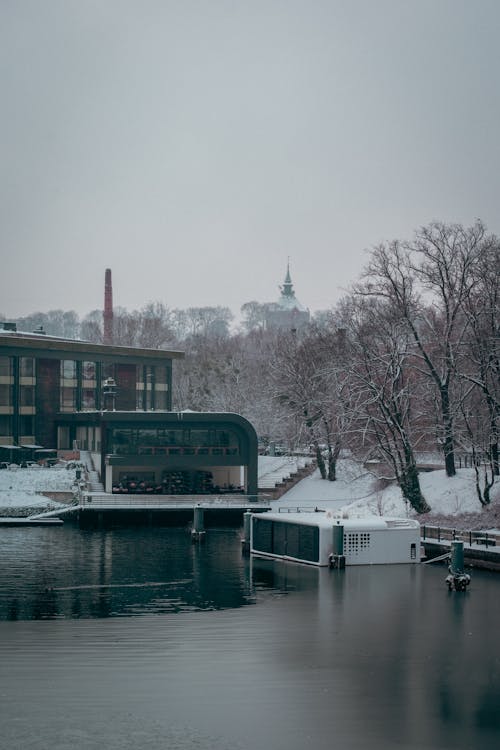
[103,268,113,345]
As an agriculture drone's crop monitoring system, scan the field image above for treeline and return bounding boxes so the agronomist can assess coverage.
[3,221,498,513]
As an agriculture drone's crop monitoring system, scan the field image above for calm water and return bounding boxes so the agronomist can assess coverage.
[0,526,499,749]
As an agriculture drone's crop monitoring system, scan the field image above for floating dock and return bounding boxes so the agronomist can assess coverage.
[0,517,64,526]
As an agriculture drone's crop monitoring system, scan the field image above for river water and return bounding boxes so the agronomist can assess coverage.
[0,526,499,749]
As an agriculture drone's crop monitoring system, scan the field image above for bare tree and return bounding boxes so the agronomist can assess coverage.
[80,309,103,343]
[357,221,489,477]
[173,306,234,340]
[240,301,278,333]
[269,326,351,480]
[340,295,430,513]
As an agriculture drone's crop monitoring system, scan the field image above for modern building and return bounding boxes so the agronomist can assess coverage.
[0,323,258,496]
[61,410,258,496]
[265,263,310,332]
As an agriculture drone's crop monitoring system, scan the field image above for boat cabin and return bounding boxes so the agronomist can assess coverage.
[250,511,421,567]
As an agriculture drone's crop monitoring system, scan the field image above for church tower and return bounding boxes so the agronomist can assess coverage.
[266,262,310,332]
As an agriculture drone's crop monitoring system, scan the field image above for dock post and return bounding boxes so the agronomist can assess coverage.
[191,505,206,543]
[329,522,346,569]
[241,510,252,556]
[445,541,471,591]
[451,540,465,574]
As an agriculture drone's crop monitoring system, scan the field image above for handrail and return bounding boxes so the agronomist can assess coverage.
[277,506,325,513]
[80,493,269,508]
[421,524,500,547]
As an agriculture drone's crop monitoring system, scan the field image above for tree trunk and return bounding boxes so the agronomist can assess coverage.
[313,442,326,479]
[327,458,336,481]
[399,445,431,514]
[491,441,499,477]
[440,386,456,477]
[400,463,431,514]
[488,400,499,476]
[327,442,341,481]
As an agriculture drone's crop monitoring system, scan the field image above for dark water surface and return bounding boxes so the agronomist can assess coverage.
[0,526,499,749]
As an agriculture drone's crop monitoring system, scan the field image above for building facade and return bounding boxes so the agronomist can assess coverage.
[0,323,258,495]
[265,263,310,332]
[0,323,181,448]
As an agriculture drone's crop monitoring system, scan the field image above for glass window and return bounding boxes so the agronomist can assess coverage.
[155,365,168,385]
[83,361,96,380]
[20,415,34,436]
[61,360,76,380]
[82,388,96,410]
[0,357,12,377]
[58,426,71,450]
[0,415,12,436]
[0,384,12,406]
[108,426,240,454]
[20,386,34,406]
[154,391,168,410]
[60,387,76,411]
[20,357,34,378]
[136,389,145,410]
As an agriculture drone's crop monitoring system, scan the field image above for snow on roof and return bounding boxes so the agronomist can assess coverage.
[258,511,419,530]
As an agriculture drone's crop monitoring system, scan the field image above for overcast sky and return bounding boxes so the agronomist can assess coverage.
[1,0,499,320]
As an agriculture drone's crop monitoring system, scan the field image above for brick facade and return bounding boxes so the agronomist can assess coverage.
[35,359,61,447]
[115,364,137,410]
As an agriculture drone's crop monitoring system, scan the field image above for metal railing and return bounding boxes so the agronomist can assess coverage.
[421,525,499,548]
[80,493,270,509]
[277,506,326,513]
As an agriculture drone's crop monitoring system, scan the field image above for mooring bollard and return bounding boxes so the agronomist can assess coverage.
[241,510,252,556]
[191,505,206,543]
[445,541,471,592]
[450,540,464,574]
[328,522,346,570]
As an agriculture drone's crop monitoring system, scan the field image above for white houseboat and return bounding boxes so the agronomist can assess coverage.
[250,511,421,567]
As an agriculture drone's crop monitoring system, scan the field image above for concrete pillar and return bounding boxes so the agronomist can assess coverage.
[241,510,252,555]
[191,505,206,543]
[450,540,465,575]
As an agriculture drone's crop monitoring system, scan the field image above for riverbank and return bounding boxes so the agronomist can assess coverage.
[1,459,499,533]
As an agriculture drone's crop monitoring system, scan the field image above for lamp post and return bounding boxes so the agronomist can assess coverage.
[102,377,117,411]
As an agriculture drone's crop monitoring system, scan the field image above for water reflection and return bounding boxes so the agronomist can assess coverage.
[0,527,499,749]
[0,527,254,620]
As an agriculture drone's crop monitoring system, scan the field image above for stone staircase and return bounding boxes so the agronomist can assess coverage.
[79,450,104,492]
[257,456,316,498]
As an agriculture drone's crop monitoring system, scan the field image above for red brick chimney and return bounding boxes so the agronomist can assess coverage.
[103,268,113,345]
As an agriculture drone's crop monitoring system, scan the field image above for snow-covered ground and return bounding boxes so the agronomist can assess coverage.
[276,459,500,529]
[0,465,78,509]
[1,458,499,530]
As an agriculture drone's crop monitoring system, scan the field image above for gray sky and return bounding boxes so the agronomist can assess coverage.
[1,0,499,319]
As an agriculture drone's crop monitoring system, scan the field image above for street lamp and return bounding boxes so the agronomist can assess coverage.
[102,377,117,411]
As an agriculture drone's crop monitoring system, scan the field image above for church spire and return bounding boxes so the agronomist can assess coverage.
[280,259,294,298]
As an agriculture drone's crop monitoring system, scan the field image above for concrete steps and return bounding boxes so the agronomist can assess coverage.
[79,450,104,492]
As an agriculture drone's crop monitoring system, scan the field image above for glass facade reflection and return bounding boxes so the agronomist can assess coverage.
[111,427,240,456]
